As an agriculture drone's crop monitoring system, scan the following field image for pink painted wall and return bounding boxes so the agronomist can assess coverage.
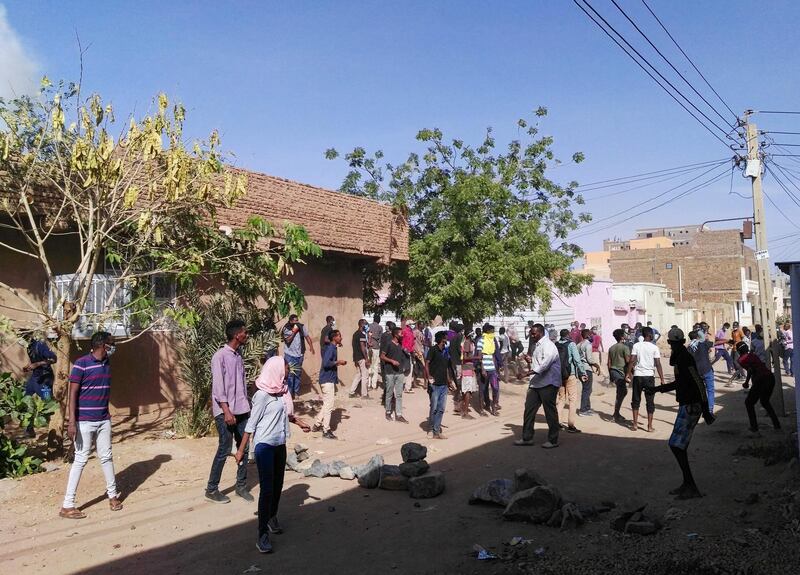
[561,279,616,338]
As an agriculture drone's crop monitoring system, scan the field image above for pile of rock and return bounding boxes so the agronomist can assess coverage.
[355,442,445,499]
[470,468,613,531]
[610,504,663,535]
[284,441,445,499]
[286,444,356,481]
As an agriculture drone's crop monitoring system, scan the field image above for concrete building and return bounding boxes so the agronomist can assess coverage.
[634,224,707,247]
[0,169,408,424]
[773,273,791,319]
[612,282,695,334]
[474,278,615,340]
[608,229,757,327]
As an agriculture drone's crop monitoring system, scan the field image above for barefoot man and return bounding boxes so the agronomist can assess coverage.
[625,326,664,432]
[654,327,715,499]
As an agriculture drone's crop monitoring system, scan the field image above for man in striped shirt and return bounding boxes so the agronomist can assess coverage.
[476,323,500,416]
[60,331,121,519]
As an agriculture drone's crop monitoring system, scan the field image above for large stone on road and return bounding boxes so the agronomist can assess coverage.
[503,485,562,523]
[513,468,546,493]
[379,465,409,490]
[355,455,384,489]
[469,478,514,507]
[303,459,330,478]
[401,442,427,463]
[408,471,445,499]
[399,460,429,478]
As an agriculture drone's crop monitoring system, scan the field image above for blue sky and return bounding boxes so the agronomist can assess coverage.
[3,1,800,260]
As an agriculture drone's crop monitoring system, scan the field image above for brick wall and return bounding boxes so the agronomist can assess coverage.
[610,230,754,306]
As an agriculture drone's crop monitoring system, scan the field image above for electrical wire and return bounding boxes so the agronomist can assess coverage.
[771,162,800,196]
[756,111,800,115]
[640,0,738,122]
[762,131,800,136]
[761,189,800,230]
[765,164,800,209]
[584,162,729,200]
[570,165,732,240]
[612,0,734,130]
[575,158,729,189]
[572,0,733,149]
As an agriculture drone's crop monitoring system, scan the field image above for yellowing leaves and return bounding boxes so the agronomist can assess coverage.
[123,186,140,209]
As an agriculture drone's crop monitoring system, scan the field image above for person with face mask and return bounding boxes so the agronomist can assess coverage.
[653,328,715,500]
[320,316,336,348]
[60,331,122,519]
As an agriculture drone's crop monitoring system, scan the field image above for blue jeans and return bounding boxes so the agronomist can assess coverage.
[206,413,249,493]
[285,354,303,397]
[255,443,286,536]
[702,370,715,413]
[714,348,733,372]
[428,384,448,434]
[579,371,593,413]
[783,348,793,375]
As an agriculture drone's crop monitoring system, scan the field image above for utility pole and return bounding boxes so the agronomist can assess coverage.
[744,114,785,415]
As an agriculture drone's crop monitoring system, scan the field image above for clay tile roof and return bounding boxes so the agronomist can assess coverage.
[217,168,409,264]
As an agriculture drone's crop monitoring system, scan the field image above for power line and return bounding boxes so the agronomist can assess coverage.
[762,131,800,136]
[577,159,729,192]
[570,165,732,240]
[765,164,800,209]
[584,161,729,200]
[762,188,800,230]
[640,0,738,121]
[769,143,800,147]
[611,0,734,129]
[575,162,728,232]
[575,158,729,188]
[572,0,733,149]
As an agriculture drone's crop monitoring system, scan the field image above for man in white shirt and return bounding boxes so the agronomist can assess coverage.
[625,326,664,432]
[514,323,562,449]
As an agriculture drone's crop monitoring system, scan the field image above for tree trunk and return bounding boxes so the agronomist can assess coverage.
[48,327,73,456]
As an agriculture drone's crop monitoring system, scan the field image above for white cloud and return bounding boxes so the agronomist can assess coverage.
[0,4,39,100]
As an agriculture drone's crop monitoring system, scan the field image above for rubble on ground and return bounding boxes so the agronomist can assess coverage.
[284,441,445,498]
[471,468,617,532]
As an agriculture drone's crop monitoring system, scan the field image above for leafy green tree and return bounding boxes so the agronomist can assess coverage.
[326,109,592,325]
[0,79,321,449]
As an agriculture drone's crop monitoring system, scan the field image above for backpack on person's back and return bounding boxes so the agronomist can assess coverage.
[555,341,571,381]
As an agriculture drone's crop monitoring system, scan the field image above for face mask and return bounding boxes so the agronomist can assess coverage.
[331,321,336,328]
[105,344,117,357]
[408,324,415,329]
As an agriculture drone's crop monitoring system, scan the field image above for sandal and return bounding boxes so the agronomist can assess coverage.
[109,497,123,511]
[59,507,87,519]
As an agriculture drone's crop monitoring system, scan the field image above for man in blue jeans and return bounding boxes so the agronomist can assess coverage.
[281,314,316,398]
[688,328,716,413]
[425,331,456,439]
[205,319,253,504]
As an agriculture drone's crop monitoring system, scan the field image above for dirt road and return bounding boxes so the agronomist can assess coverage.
[1,368,798,574]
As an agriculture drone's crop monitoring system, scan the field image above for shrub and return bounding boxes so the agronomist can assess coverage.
[0,372,58,478]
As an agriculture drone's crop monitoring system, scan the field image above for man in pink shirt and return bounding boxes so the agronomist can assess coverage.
[569,321,582,343]
[402,319,416,392]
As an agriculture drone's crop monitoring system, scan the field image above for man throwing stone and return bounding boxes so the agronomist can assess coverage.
[515,323,561,449]
[655,327,715,499]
